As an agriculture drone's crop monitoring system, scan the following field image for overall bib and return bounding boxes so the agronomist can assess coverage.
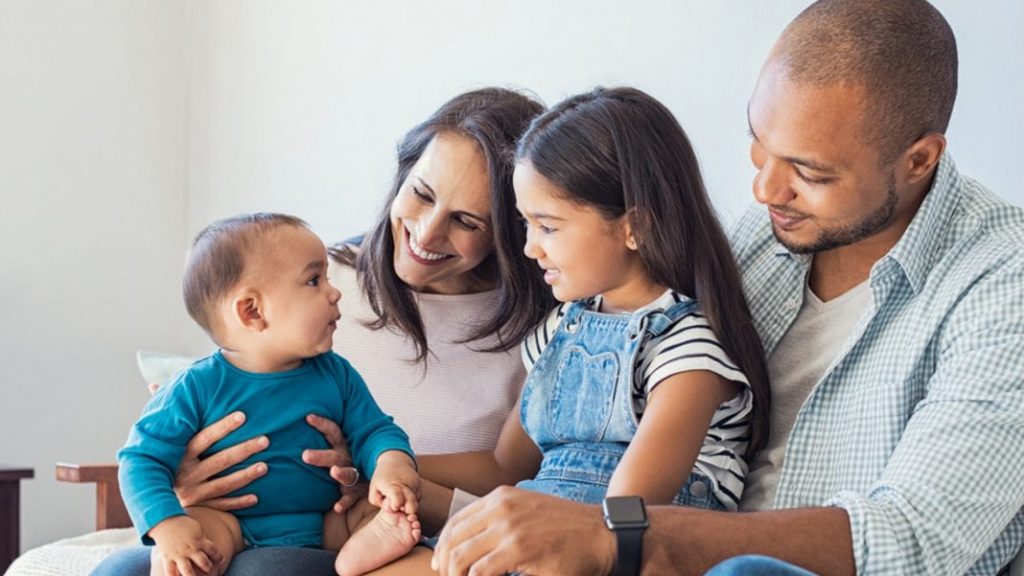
[517,297,725,510]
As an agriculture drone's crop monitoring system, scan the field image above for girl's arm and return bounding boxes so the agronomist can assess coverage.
[417,398,543,497]
[606,371,741,504]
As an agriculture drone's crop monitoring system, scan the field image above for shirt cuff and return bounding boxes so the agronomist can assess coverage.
[825,490,870,575]
[134,500,187,545]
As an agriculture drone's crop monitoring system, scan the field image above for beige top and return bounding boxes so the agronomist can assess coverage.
[329,259,525,455]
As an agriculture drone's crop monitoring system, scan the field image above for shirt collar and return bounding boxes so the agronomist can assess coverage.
[882,152,962,294]
[591,288,687,315]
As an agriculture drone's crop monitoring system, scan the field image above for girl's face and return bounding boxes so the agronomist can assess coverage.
[389,132,495,294]
[513,160,662,313]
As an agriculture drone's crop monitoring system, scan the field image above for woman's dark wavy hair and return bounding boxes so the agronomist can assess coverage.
[516,87,771,458]
[330,87,555,363]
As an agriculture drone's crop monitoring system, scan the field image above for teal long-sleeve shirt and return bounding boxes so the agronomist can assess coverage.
[118,351,413,544]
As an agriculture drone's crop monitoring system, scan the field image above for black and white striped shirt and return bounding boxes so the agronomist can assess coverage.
[521,289,753,510]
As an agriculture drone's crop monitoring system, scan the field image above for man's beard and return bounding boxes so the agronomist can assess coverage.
[775,172,898,255]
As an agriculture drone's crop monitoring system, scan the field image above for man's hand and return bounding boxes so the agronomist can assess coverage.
[174,412,269,511]
[149,515,223,576]
[432,486,615,576]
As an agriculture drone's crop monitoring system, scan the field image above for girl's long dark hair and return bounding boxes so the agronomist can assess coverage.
[516,87,771,458]
[331,87,555,363]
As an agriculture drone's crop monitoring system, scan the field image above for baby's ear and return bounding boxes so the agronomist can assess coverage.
[232,289,267,332]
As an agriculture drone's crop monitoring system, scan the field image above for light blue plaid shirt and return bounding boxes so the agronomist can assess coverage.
[730,153,1024,575]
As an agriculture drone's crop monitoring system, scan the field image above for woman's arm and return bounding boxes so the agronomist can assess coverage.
[606,371,740,504]
[417,398,542,496]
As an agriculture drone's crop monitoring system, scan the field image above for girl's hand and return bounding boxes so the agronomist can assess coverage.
[174,412,269,511]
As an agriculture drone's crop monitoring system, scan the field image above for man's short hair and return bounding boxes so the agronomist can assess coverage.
[775,0,958,163]
[183,212,308,338]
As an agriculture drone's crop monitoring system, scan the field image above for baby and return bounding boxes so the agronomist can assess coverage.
[118,213,421,576]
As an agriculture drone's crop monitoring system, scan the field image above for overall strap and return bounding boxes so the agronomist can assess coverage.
[628,297,699,340]
[559,299,593,333]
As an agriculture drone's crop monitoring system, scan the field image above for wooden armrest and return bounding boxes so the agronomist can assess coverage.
[56,463,132,530]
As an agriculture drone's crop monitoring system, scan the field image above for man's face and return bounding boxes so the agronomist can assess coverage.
[747,64,907,255]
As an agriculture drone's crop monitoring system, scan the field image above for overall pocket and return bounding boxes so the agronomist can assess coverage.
[547,346,619,443]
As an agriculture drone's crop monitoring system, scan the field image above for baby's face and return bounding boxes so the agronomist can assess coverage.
[255,226,342,361]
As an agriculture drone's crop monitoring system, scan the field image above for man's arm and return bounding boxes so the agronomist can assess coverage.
[644,505,853,575]
[430,486,854,576]
[826,256,1024,574]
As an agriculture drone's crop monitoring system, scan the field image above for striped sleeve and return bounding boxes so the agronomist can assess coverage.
[638,312,750,397]
[521,303,568,371]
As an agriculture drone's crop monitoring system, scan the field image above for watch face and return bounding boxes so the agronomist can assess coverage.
[604,496,647,526]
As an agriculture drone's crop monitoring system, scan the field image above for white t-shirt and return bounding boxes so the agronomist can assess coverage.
[740,279,872,511]
[521,289,753,510]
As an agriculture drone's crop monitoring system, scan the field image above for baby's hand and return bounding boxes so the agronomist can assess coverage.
[373,480,420,515]
[368,450,420,514]
[149,515,222,576]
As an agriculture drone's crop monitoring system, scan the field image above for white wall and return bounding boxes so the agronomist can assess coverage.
[1,0,1022,554]
[184,0,1024,255]
[0,0,190,550]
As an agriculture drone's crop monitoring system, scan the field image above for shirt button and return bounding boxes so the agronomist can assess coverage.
[285,537,294,545]
[784,298,798,311]
[689,479,708,498]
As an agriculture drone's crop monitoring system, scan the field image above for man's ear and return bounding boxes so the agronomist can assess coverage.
[902,132,946,185]
[233,289,266,332]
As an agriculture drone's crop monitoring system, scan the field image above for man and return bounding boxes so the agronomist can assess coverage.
[431,0,1024,574]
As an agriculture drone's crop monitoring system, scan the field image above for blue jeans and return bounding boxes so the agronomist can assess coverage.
[706,555,817,576]
[89,545,337,576]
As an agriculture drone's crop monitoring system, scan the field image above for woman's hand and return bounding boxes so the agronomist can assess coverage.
[431,486,614,576]
[303,413,365,513]
[167,400,361,512]
[174,412,270,510]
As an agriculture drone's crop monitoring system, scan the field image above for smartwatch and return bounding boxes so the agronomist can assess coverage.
[602,496,648,576]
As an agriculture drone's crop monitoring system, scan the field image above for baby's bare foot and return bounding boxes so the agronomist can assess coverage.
[335,507,421,576]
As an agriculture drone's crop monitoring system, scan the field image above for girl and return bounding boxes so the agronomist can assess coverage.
[420,86,770,514]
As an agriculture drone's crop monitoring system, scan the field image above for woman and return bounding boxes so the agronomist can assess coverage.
[91,87,554,576]
[362,85,770,576]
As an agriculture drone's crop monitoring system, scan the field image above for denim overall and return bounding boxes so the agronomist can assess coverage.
[516,297,725,510]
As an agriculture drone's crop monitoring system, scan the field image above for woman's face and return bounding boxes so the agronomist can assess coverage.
[389,132,496,294]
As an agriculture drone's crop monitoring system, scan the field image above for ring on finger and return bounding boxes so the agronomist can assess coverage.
[341,468,360,487]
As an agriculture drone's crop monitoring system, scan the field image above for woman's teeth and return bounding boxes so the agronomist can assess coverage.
[409,234,449,261]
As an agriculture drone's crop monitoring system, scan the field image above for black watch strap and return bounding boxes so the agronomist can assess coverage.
[610,526,644,576]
